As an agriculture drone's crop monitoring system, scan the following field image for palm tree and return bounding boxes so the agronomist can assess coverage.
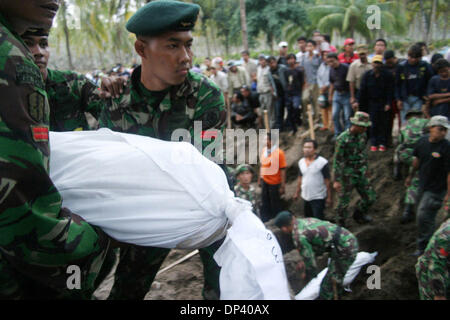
[308,0,407,42]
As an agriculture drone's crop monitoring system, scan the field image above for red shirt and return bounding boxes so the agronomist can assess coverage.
[338,52,359,64]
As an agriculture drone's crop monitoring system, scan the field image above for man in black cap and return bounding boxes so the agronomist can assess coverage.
[99,0,227,300]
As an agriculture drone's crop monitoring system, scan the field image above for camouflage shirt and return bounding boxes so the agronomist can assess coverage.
[99,66,226,156]
[292,218,358,278]
[333,129,369,182]
[0,13,109,296]
[396,117,428,165]
[46,68,104,131]
[416,219,450,297]
[234,183,259,215]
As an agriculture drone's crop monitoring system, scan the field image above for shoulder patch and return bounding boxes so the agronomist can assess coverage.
[16,63,44,90]
[28,91,46,122]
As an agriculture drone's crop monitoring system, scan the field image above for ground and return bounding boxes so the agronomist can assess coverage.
[93,126,448,300]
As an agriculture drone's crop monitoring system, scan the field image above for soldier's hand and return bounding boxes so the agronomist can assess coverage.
[333,182,342,193]
[405,176,412,187]
[384,105,391,112]
[100,76,127,99]
[434,296,446,300]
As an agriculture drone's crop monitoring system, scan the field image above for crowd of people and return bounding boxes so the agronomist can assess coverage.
[0,0,448,301]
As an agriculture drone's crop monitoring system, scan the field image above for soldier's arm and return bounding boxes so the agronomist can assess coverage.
[333,138,345,183]
[77,73,108,120]
[0,46,109,282]
[297,237,318,278]
[426,230,449,298]
[191,76,227,154]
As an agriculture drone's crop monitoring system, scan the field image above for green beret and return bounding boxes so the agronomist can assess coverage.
[22,28,49,37]
[274,211,294,228]
[235,164,253,176]
[126,1,200,36]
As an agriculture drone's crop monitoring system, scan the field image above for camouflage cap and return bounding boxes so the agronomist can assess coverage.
[356,44,369,54]
[427,115,450,129]
[235,164,253,176]
[274,211,293,228]
[126,1,200,37]
[350,111,372,127]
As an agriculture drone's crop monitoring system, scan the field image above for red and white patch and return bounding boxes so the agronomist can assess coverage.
[31,126,49,142]
[201,130,219,140]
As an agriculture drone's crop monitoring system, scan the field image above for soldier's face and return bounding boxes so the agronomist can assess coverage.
[238,171,252,185]
[22,35,50,80]
[0,0,59,30]
[138,31,194,88]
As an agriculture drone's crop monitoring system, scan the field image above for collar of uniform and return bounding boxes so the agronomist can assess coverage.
[0,12,30,50]
[131,65,195,101]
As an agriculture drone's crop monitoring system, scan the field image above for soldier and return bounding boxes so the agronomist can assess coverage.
[0,0,111,299]
[98,1,227,300]
[333,111,376,226]
[415,218,449,300]
[393,110,429,223]
[274,211,359,300]
[234,164,259,217]
[21,29,106,131]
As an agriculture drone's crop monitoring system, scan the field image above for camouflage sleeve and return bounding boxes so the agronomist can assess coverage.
[0,32,109,292]
[191,76,227,153]
[297,236,318,278]
[426,223,450,296]
[333,136,346,182]
[77,73,104,120]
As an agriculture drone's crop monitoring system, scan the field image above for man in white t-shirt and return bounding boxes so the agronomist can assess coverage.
[293,139,332,220]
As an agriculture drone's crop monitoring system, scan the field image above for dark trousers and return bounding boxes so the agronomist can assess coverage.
[261,180,282,223]
[285,94,302,133]
[416,190,446,251]
[368,104,388,146]
[304,198,326,220]
[275,95,285,130]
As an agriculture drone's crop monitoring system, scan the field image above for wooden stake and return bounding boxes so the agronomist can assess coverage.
[263,110,270,131]
[307,104,315,140]
[156,249,199,276]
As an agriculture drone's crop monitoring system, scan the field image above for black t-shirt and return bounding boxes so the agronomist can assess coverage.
[244,92,260,110]
[271,67,285,96]
[329,63,349,93]
[427,75,450,113]
[413,136,450,193]
[284,67,304,96]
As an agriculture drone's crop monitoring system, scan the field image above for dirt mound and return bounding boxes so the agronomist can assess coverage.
[94,127,446,300]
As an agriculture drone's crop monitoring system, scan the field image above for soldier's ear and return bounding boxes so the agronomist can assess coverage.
[135,39,147,59]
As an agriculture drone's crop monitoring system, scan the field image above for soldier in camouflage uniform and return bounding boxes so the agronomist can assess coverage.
[98,1,227,300]
[275,211,358,300]
[0,0,111,299]
[234,164,259,217]
[393,110,429,223]
[21,29,107,131]
[333,111,376,226]
[415,218,449,300]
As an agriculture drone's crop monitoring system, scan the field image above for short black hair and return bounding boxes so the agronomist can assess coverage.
[384,50,395,60]
[307,39,316,46]
[235,92,244,101]
[431,53,444,65]
[241,50,250,55]
[433,58,450,72]
[297,36,307,42]
[408,44,423,58]
[303,138,318,149]
[323,34,331,42]
[267,55,277,62]
[375,38,387,46]
[287,53,297,61]
[415,41,427,48]
[327,52,338,60]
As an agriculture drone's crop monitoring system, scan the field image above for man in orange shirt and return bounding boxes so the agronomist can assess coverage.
[259,133,287,222]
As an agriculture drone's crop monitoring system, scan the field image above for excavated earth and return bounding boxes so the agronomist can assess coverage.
[93,127,448,300]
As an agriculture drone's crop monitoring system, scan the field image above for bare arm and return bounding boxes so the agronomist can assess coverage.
[280,168,286,195]
[293,176,302,200]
